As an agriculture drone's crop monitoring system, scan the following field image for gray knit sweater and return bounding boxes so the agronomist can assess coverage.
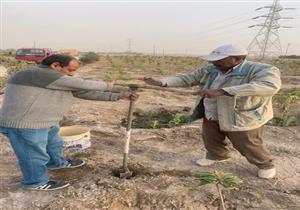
[0,65,121,129]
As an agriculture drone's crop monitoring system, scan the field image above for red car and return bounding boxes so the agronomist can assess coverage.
[15,48,52,63]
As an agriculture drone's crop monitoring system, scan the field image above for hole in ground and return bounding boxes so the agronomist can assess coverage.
[111,164,152,179]
[121,107,192,129]
[111,163,193,179]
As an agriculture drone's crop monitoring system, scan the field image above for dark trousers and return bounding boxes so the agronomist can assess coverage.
[202,118,274,169]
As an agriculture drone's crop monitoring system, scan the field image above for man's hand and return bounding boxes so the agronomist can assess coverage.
[118,93,139,101]
[107,80,116,89]
[143,77,163,87]
[197,89,227,98]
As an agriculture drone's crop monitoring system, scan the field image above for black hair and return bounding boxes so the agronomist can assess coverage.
[41,54,76,67]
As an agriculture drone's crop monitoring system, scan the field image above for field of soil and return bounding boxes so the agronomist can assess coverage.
[0,55,299,210]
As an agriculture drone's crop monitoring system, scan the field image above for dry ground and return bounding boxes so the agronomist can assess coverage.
[0,57,299,210]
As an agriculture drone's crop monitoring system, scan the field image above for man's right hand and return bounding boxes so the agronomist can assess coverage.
[143,77,163,86]
[118,93,139,101]
[107,80,116,89]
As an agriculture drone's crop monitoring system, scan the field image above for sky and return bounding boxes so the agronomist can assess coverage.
[0,0,299,55]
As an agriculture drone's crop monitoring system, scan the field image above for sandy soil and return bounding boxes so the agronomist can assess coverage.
[0,62,299,210]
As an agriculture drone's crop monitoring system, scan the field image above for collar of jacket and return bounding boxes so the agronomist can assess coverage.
[37,64,52,69]
[229,60,250,76]
[207,60,252,77]
[36,64,66,77]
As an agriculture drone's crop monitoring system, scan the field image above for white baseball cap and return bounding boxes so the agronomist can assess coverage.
[200,44,248,61]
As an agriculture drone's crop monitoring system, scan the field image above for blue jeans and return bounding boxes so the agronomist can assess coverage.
[0,125,67,188]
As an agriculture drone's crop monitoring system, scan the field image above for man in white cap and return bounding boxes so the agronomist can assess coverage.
[144,44,281,179]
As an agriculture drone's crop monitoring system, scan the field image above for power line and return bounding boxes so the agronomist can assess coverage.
[199,28,256,43]
[199,9,255,29]
[196,19,258,42]
[194,10,257,41]
[198,18,252,36]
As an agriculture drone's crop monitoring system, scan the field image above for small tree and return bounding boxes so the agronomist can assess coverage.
[193,170,243,210]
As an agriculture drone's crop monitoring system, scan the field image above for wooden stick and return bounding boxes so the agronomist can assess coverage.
[115,83,198,95]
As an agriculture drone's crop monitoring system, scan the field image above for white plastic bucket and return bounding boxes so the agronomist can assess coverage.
[59,126,91,150]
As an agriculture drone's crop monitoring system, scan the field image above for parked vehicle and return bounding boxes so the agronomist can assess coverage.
[15,48,52,63]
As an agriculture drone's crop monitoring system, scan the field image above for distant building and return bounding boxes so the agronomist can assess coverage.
[59,49,79,56]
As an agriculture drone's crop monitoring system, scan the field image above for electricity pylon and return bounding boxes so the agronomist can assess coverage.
[247,0,293,60]
[126,39,132,53]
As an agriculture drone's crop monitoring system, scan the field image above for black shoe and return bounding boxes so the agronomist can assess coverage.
[64,159,85,169]
[49,159,85,170]
[26,180,70,191]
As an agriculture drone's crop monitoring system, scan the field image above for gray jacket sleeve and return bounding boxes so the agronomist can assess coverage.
[72,90,121,101]
[160,67,206,87]
[46,75,109,91]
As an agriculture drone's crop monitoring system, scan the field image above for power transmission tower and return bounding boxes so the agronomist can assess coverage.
[247,0,293,60]
[127,39,132,53]
[153,44,156,56]
[284,43,291,56]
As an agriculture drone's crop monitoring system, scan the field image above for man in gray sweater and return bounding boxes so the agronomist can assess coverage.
[0,54,137,190]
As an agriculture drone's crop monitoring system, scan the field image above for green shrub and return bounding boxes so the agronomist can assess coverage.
[169,113,191,125]
[0,55,33,88]
[192,171,243,210]
[79,52,100,64]
[270,88,300,126]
